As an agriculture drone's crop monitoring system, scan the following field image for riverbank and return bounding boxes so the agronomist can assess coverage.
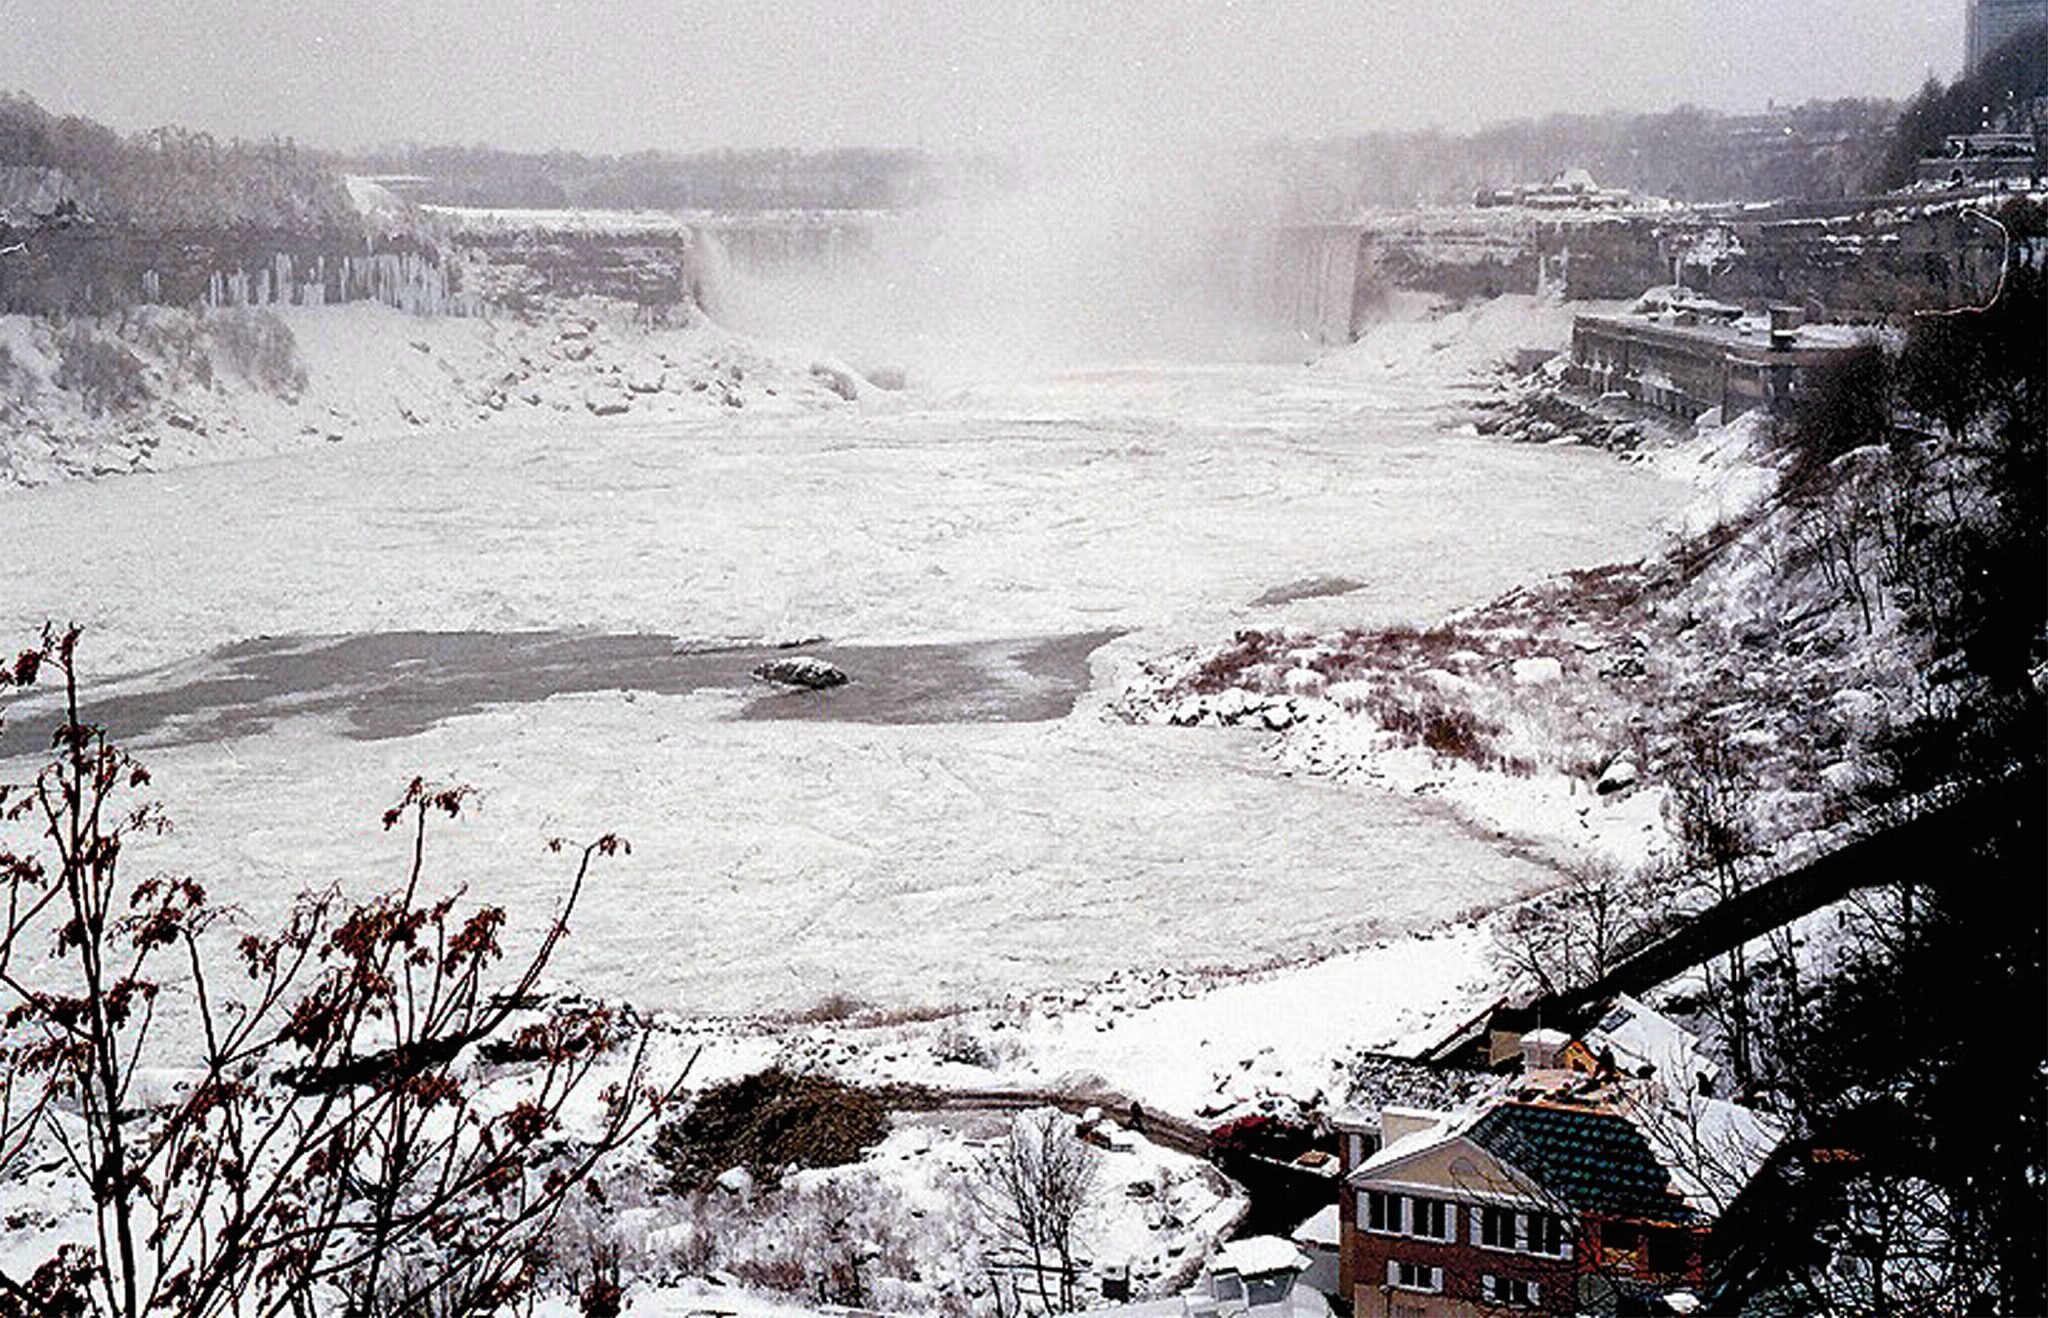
[0,297,868,486]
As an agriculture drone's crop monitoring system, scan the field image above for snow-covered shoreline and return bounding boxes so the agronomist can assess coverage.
[1111,395,1917,906]
[0,297,875,489]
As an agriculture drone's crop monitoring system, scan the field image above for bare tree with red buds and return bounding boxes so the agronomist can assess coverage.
[0,626,692,1318]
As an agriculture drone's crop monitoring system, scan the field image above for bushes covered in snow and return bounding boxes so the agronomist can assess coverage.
[207,306,308,396]
[51,322,151,413]
[2,307,308,437]
[651,1068,890,1192]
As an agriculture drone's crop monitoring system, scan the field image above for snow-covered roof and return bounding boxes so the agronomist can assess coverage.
[1585,994,1719,1088]
[1082,1300,1186,1318]
[1623,1088,1787,1217]
[1352,1109,1473,1180]
[1213,1236,1309,1277]
[1291,1203,1341,1248]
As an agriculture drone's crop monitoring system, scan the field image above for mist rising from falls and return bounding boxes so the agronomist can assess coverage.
[692,148,1361,379]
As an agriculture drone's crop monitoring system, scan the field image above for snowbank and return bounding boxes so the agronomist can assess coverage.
[1319,293,1624,388]
[1117,403,1923,894]
[0,298,858,487]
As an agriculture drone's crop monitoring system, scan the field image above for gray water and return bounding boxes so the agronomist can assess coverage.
[0,628,1124,759]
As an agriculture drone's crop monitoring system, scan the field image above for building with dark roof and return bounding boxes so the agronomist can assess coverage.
[1332,1032,1783,1317]
[1466,1103,1698,1228]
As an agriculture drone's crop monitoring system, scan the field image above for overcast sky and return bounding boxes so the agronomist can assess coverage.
[6,1,1963,154]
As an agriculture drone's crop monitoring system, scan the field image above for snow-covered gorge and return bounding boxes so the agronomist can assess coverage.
[0,294,1688,1022]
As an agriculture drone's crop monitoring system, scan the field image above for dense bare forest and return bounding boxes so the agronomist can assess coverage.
[0,94,353,231]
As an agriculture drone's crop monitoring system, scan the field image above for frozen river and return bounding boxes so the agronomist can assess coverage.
[0,354,1688,1017]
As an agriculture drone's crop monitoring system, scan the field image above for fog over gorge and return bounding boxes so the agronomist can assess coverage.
[0,4,2041,1317]
[704,146,1313,372]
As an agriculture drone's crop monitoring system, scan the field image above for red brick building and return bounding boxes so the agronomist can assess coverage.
[1334,1090,1720,1317]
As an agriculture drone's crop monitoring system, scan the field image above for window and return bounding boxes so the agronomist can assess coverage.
[1408,1196,1452,1241]
[1385,1260,1442,1293]
[1481,1274,1541,1307]
[1480,1207,1568,1258]
[1363,1190,1456,1240]
[1364,1190,1400,1234]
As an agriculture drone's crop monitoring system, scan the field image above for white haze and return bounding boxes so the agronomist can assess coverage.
[703,143,1322,376]
[5,0,1964,153]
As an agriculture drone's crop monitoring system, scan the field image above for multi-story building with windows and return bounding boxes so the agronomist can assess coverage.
[1337,1101,1594,1317]
[1334,1051,1781,1317]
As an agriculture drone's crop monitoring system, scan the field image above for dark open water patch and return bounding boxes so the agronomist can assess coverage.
[0,629,1126,758]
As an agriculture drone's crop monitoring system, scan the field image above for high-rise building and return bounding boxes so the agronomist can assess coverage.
[1966,0,2048,74]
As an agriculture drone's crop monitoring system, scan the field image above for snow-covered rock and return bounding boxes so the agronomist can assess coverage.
[809,361,861,402]
[1596,755,1639,795]
[752,655,849,689]
[1511,656,1563,685]
[583,385,631,416]
[1261,700,1301,731]
[1819,761,1865,795]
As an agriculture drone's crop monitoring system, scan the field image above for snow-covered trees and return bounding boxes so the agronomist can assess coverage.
[1710,214,2046,1313]
[1493,858,1677,1000]
[0,95,355,232]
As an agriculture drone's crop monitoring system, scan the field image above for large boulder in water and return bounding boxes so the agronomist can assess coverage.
[752,655,848,690]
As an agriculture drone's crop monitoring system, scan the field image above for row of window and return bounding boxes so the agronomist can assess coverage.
[1360,1191,1569,1257]
[1381,1262,1541,1307]
[1364,1190,1453,1240]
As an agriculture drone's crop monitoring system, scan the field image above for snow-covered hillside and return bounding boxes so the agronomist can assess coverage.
[0,298,868,486]
[1115,404,1925,888]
